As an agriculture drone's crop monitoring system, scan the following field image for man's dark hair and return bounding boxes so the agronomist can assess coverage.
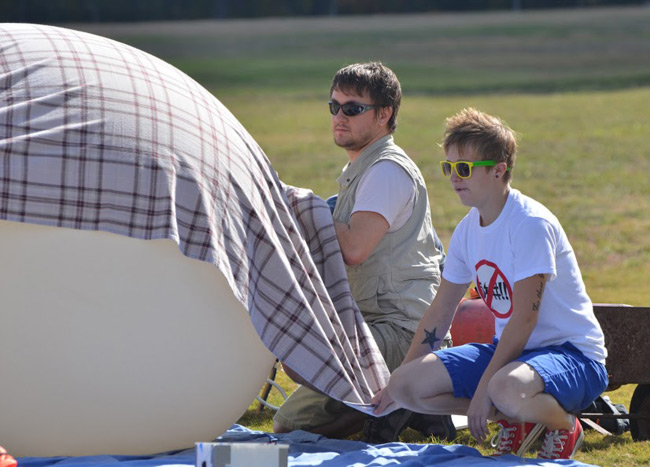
[330,62,401,133]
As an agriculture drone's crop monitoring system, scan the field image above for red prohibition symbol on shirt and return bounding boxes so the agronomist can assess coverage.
[475,259,513,319]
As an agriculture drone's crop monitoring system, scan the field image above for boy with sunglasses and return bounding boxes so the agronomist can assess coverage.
[273,62,451,442]
[371,108,608,460]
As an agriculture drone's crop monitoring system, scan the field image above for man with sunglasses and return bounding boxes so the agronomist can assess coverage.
[273,62,451,442]
[371,108,608,460]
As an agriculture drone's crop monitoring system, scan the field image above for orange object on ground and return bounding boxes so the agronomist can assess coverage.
[450,296,495,346]
[0,447,17,467]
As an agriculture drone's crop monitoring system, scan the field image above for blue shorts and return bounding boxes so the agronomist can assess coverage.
[435,340,608,412]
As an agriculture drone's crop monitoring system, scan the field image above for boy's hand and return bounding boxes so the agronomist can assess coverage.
[370,387,399,416]
[467,386,494,442]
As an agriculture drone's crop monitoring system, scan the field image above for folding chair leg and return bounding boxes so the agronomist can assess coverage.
[256,359,288,413]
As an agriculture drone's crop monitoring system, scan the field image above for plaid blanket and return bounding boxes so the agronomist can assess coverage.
[0,23,388,404]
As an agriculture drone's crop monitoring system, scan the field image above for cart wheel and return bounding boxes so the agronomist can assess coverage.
[630,384,650,441]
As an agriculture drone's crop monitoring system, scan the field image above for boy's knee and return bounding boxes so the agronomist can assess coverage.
[386,365,416,406]
[487,373,512,405]
[388,356,444,408]
[488,364,540,415]
[488,377,526,418]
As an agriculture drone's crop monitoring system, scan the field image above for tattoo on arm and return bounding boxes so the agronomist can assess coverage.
[421,327,441,350]
[532,274,546,312]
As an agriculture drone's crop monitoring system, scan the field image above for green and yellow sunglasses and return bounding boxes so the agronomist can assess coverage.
[440,160,510,179]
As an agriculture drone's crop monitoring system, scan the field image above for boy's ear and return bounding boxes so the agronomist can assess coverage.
[494,161,509,179]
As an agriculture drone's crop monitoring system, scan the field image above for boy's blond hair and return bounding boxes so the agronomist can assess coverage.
[443,108,516,182]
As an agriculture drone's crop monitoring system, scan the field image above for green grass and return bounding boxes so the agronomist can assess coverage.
[73,6,650,465]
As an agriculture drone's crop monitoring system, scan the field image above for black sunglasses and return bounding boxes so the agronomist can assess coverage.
[328,101,375,117]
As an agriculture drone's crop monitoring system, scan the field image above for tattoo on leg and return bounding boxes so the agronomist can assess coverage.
[422,327,441,350]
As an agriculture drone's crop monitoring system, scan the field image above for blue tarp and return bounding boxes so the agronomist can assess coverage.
[17,425,598,467]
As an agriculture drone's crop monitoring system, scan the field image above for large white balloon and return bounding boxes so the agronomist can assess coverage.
[0,219,274,456]
[0,21,281,456]
[0,22,389,458]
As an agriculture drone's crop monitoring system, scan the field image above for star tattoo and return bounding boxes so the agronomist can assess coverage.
[421,327,441,350]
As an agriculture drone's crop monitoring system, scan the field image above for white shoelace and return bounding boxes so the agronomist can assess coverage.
[538,429,568,459]
[490,424,516,453]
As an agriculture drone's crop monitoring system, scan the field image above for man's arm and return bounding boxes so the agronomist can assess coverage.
[334,160,415,265]
[334,210,389,265]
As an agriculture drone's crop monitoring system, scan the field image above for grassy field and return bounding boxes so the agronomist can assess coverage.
[73,6,650,465]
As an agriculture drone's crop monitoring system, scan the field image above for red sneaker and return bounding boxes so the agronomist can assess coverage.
[0,446,17,467]
[537,416,584,459]
[491,420,545,456]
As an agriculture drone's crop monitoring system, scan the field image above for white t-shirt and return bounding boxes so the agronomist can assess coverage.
[351,160,415,233]
[442,189,606,363]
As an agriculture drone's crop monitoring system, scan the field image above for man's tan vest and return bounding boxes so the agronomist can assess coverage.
[333,135,445,332]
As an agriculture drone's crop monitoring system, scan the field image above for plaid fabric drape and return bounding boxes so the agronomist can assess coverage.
[0,23,388,404]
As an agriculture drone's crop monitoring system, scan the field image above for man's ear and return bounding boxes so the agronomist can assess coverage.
[377,106,393,127]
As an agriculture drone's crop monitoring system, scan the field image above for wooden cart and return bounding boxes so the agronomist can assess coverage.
[579,304,650,440]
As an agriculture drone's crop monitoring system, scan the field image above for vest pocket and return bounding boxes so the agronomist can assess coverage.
[348,273,380,314]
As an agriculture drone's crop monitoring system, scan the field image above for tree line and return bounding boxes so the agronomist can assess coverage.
[4,0,646,23]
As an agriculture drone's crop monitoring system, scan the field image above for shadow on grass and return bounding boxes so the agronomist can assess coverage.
[583,430,633,450]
